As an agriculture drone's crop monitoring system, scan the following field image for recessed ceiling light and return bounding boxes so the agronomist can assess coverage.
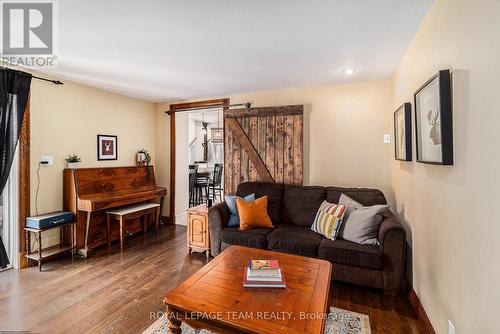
[343,68,355,76]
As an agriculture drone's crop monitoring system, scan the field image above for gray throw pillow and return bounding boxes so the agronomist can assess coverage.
[338,194,387,245]
[338,193,362,220]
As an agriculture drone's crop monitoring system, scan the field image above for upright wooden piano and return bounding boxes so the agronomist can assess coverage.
[63,166,166,257]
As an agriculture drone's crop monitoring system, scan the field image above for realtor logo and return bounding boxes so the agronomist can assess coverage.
[2,2,53,54]
[1,1,57,67]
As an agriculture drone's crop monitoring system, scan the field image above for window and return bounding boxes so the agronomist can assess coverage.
[1,148,19,270]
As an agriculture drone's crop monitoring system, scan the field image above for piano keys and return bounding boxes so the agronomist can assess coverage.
[63,166,166,257]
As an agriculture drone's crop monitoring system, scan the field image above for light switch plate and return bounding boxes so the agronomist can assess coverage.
[41,155,53,165]
[383,134,391,144]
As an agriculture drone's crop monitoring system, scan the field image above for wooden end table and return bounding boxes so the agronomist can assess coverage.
[186,204,210,258]
[164,246,332,334]
[24,221,76,271]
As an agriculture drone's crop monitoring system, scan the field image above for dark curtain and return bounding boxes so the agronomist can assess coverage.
[0,68,32,269]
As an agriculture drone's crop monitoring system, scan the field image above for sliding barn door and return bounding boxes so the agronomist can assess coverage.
[224,105,303,195]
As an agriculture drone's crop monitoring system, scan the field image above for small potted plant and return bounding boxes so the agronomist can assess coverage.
[65,154,82,169]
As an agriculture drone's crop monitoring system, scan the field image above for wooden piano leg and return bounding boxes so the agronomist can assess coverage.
[81,211,92,258]
[119,216,124,252]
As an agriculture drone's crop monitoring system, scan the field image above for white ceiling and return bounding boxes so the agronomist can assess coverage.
[43,0,433,102]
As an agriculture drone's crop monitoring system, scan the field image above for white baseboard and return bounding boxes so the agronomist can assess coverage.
[175,212,187,226]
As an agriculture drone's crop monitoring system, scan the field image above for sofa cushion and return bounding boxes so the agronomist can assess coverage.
[338,194,388,246]
[237,196,274,230]
[311,201,346,241]
[338,193,363,219]
[236,182,284,225]
[281,186,325,226]
[221,227,274,250]
[325,186,387,206]
[267,226,323,257]
[318,238,382,270]
[225,193,256,227]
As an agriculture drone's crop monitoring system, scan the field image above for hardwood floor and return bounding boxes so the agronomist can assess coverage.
[0,225,424,333]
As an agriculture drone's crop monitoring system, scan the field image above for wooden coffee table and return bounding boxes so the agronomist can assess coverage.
[163,246,332,334]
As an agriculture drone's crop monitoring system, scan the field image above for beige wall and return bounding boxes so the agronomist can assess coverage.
[30,73,156,246]
[391,0,500,333]
[156,80,394,217]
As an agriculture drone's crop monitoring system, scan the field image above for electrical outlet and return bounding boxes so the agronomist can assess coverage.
[383,134,391,144]
[448,320,455,334]
[41,155,53,165]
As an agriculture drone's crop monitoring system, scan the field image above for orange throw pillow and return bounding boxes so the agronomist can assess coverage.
[237,196,274,230]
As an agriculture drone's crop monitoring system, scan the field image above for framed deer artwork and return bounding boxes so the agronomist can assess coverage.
[97,134,118,160]
[414,69,453,165]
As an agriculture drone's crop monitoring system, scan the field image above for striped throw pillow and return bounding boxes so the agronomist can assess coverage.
[311,201,346,240]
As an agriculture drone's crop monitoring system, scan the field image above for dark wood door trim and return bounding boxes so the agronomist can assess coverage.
[167,99,230,113]
[169,111,176,224]
[167,98,229,222]
[19,94,30,269]
[225,118,274,183]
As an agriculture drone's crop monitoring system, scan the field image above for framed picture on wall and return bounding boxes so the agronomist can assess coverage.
[97,134,118,160]
[414,69,453,165]
[394,103,412,161]
[211,128,223,143]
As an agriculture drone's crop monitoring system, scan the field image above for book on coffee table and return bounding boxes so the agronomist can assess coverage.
[247,260,281,278]
[246,268,283,281]
[244,260,286,288]
[249,259,279,270]
[243,268,287,288]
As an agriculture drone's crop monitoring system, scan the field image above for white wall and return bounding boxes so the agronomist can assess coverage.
[191,120,205,163]
[188,117,196,163]
[391,0,500,333]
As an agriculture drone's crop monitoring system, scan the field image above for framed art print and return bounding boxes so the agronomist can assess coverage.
[97,134,118,160]
[414,69,453,165]
[394,103,412,161]
[211,128,223,143]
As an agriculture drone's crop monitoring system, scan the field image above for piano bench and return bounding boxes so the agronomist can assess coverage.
[106,203,160,252]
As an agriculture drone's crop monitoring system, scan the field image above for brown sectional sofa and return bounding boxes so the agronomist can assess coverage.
[208,182,406,291]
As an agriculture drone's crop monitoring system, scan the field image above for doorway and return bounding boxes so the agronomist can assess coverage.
[168,99,229,225]
[174,109,224,225]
